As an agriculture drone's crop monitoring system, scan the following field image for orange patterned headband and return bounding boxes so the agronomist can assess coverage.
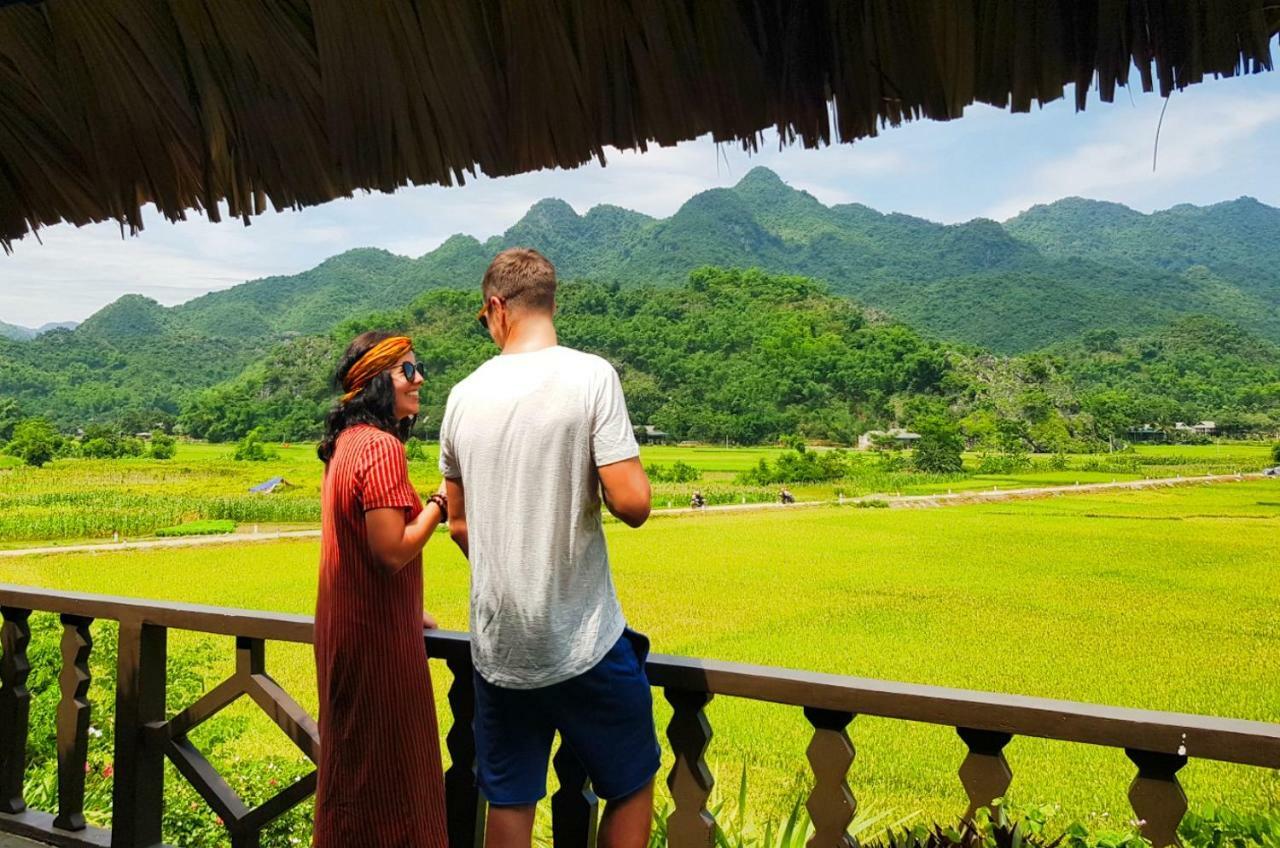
[341,336,412,403]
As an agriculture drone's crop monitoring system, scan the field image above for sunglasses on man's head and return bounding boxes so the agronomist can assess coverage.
[394,361,427,382]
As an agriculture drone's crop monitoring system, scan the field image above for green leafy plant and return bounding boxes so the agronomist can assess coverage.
[233,429,277,462]
[149,433,177,460]
[5,418,62,467]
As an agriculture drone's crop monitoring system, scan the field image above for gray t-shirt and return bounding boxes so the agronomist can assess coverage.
[438,345,639,688]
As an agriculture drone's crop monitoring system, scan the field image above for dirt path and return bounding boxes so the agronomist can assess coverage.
[0,472,1268,559]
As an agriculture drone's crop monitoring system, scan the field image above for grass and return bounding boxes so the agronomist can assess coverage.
[2,478,1277,830]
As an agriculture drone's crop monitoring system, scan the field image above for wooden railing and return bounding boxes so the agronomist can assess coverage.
[1,585,1278,848]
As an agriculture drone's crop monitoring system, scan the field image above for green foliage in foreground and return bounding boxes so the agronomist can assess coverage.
[155,519,236,537]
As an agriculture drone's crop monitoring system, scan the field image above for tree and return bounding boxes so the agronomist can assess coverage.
[0,398,22,444]
[912,415,964,474]
[6,418,61,467]
[150,433,177,460]
[1272,443,1280,464]
[233,429,276,462]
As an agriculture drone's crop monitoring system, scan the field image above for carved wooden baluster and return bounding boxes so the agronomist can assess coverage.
[111,620,168,848]
[228,634,265,848]
[803,708,856,848]
[664,688,716,848]
[956,728,1013,820]
[0,606,32,815]
[1126,749,1188,848]
[551,742,599,848]
[54,615,94,831]
[443,654,486,848]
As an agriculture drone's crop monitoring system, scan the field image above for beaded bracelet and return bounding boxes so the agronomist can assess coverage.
[427,493,448,515]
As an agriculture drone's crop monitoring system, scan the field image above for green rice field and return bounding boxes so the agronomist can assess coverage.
[2,476,1277,833]
[0,441,1271,546]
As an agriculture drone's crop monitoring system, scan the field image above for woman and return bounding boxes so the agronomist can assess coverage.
[314,331,448,848]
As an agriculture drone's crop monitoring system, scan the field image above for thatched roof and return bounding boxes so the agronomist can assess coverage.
[1,0,1277,250]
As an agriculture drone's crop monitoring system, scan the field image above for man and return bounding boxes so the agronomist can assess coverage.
[439,247,657,848]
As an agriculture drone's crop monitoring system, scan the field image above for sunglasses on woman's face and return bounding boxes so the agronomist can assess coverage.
[394,361,426,382]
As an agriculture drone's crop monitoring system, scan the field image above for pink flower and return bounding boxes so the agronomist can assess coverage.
[102,765,114,779]
[84,762,92,774]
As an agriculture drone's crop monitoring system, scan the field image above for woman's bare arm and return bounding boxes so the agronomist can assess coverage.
[366,499,444,574]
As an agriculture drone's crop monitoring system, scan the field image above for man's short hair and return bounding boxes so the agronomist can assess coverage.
[482,248,557,312]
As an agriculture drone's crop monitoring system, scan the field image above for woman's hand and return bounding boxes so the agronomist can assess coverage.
[422,610,438,630]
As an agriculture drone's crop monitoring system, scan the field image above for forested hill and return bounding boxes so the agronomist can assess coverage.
[33,167,1277,353]
[179,271,1280,446]
[179,268,953,445]
[4,268,1278,443]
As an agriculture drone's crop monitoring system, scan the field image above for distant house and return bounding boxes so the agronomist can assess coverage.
[634,424,670,445]
[857,428,921,451]
[1174,421,1217,436]
[134,431,152,441]
[1125,424,1166,443]
[249,477,293,494]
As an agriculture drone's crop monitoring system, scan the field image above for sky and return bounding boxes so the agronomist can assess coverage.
[1,67,1278,328]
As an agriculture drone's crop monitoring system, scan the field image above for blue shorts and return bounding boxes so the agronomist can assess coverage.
[472,627,661,806]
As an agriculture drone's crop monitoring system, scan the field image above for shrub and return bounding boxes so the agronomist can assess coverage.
[149,433,176,460]
[155,519,236,537]
[1272,443,1280,464]
[80,437,116,459]
[233,429,277,462]
[739,448,850,485]
[912,416,964,474]
[405,438,428,461]
[647,461,702,483]
[6,418,62,467]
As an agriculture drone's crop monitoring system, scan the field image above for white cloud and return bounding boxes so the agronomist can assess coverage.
[986,90,1280,220]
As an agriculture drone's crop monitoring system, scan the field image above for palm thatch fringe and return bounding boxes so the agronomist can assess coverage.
[0,0,1276,250]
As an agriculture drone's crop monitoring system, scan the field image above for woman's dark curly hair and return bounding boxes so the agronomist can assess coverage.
[318,331,415,464]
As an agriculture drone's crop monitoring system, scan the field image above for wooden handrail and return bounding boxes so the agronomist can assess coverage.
[2,583,1277,848]
[2,585,1274,768]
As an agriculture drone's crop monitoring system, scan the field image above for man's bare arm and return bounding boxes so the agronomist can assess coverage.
[598,457,651,528]
[445,477,469,557]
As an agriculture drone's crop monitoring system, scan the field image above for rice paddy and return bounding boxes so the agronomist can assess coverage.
[2,472,1277,833]
[0,441,1270,545]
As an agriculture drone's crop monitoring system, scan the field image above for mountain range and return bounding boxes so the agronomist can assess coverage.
[2,167,1279,430]
[10,167,1280,352]
[0,320,78,341]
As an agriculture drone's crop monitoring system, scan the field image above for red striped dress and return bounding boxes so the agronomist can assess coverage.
[314,424,447,847]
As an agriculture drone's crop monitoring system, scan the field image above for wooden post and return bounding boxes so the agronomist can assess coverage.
[443,654,486,848]
[0,607,32,815]
[54,615,94,831]
[551,742,599,848]
[111,620,167,848]
[804,708,856,848]
[664,688,715,848]
[956,728,1012,820]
